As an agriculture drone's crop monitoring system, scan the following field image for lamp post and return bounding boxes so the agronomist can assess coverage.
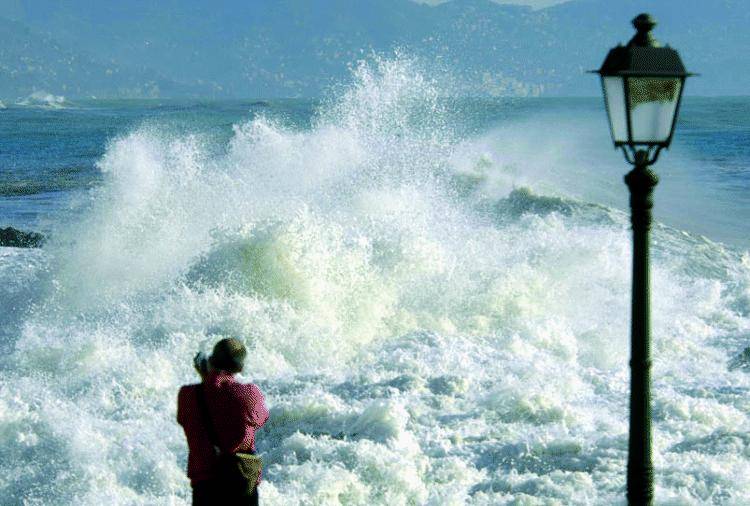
[592,13,692,506]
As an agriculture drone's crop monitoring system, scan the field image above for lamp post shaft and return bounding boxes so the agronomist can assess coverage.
[624,149,658,506]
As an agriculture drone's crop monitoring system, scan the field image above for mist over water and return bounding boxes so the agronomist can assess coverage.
[2,57,750,505]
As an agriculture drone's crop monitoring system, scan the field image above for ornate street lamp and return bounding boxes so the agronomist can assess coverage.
[592,13,693,506]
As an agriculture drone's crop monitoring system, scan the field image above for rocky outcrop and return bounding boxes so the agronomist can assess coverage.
[729,347,750,372]
[0,227,45,248]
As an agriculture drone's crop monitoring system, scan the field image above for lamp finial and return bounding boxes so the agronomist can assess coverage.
[629,13,659,48]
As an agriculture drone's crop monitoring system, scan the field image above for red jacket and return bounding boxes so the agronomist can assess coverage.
[177,370,270,484]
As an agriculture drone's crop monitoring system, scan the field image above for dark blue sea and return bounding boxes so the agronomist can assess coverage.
[1,59,749,504]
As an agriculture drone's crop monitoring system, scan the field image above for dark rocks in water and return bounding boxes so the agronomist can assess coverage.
[728,347,750,372]
[0,227,45,248]
[249,101,270,107]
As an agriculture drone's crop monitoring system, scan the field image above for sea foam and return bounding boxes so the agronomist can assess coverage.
[2,56,750,505]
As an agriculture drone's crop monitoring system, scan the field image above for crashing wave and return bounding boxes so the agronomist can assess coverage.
[2,55,750,504]
[16,91,69,109]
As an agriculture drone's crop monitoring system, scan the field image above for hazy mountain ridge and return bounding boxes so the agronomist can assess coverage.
[0,0,745,99]
[0,15,206,100]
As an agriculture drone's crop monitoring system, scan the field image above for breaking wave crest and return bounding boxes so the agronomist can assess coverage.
[16,91,70,109]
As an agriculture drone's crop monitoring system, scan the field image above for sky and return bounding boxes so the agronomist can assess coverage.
[412,0,572,8]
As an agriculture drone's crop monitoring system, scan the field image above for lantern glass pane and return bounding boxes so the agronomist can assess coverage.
[603,76,628,143]
[627,77,682,143]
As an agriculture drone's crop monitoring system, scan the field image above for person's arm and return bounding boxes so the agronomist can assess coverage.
[176,386,186,426]
[247,384,269,428]
[193,352,209,381]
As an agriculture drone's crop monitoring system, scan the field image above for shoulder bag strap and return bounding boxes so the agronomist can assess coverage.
[195,383,221,450]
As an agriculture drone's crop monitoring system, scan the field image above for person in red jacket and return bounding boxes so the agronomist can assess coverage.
[177,338,270,506]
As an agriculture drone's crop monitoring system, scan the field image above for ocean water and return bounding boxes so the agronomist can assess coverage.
[1,57,750,505]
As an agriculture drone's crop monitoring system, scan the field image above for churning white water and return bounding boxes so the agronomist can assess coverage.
[2,57,750,505]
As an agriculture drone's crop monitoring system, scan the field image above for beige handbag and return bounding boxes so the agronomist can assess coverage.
[220,452,263,493]
[197,384,263,494]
